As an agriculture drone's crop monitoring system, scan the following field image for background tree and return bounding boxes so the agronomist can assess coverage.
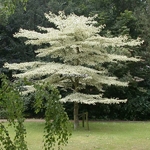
[124,0,150,120]
[4,12,142,129]
[0,0,28,15]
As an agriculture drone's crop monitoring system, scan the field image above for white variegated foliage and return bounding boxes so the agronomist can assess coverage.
[60,93,127,104]
[4,11,143,104]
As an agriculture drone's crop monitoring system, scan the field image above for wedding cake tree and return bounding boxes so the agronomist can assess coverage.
[4,11,143,129]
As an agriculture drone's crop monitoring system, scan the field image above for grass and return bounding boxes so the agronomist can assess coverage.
[1,121,150,150]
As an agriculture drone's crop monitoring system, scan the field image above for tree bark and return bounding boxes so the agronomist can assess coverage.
[73,47,80,130]
[74,102,79,130]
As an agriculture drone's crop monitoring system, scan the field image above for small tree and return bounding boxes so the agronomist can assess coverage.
[0,74,28,150]
[0,74,71,150]
[4,11,143,129]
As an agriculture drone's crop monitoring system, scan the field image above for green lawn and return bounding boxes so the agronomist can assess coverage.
[1,121,150,150]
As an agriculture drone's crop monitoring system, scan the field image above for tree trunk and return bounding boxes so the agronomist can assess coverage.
[74,102,79,130]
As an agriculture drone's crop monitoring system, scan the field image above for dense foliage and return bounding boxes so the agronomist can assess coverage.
[0,74,71,149]
[34,82,71,149]
[1,0,150,121]
[0,0,28,15]
[0,74,27,150]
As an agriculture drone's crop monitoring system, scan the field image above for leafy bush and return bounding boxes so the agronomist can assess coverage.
[0,74,71,149]
[0,108,7,119]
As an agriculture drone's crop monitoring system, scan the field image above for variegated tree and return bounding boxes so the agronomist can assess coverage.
[4,11,143,129]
